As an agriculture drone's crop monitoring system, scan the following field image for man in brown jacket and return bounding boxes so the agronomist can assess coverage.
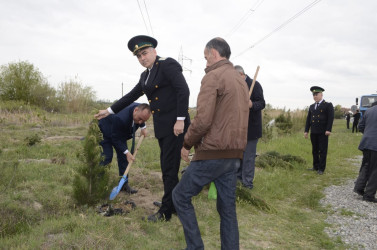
[172,37,249,250]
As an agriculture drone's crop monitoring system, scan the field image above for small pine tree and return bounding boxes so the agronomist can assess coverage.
[275,110,293,135]
[73,119,111,206]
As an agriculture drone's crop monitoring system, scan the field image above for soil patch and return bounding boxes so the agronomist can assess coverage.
[118,188,161,214]
[104,170,163,216]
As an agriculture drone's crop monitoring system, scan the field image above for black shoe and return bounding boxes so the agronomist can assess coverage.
[353,189,364,196]
[317,170,324,175]
[144,212,167,222]
[362,196,377,203]
[122,183,138,194]
[153,201,162,208]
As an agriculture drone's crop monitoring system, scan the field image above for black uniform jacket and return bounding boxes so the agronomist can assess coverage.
[246,75,265,140]
[305,100,334,134]
[111,56,190,139]
[99,103,144,154]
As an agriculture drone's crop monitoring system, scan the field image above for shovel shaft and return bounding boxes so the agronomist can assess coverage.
[122,135,144,177]
[109,135,145,200]
[249,65,260,97]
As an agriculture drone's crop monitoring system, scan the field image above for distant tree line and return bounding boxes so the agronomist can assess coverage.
[0,61,97,113]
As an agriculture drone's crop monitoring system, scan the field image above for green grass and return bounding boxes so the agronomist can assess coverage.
[0,106,363,249]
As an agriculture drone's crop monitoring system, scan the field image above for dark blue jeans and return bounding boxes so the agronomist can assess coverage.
[172,158,240,250]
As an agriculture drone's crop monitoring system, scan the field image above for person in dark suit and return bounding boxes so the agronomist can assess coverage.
[95,35,190,222]
[99,103,151,194]
[234,65,265,189]
[346,112,351,129]
[352,109,361,133]
[353,101,377,203]
[304,86,334,175]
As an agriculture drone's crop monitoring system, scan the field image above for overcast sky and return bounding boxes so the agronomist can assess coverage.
[1,0,376,110]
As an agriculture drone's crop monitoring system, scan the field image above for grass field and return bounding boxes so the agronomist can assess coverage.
[0,105,362,249]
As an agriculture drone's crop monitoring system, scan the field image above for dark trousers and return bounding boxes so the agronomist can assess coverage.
[354,150,377,199]
[157,133,184,219]
[310,133,329,172]
[100,138,128,176]
[352,122,359,133]
[346,120,350,129]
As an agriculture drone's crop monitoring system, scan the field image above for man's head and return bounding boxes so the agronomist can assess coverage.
[204,37,231,67]
[128,35,158,69]
[234,65,245,77]
[133,104,151,124]
[135,47,157,69]
[310,86,324,102]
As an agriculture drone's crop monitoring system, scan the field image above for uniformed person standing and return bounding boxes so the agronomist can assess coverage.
[304,86,334,175]
[95,35,190,222]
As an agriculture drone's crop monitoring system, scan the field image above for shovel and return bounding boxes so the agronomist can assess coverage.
[109,135,144,200]
[249,65,260,97]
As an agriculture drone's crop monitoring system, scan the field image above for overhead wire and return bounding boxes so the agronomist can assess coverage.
[234,0,323,59]
[136,0,150,35]
[143,0,154,37]
[226,0,265,38]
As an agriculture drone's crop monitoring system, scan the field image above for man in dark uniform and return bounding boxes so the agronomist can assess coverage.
[304,86,334,175]
[346,112,351,129]
[99,103,150,194]
[95,35,190,222]
[352,109,361,133]
[234,65,265,189]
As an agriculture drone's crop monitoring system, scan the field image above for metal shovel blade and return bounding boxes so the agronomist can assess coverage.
[109,176,127,200]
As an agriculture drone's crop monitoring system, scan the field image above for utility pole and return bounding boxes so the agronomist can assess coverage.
[178,46,192,74]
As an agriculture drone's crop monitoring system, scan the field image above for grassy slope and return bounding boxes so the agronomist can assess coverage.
[0,109,362,249]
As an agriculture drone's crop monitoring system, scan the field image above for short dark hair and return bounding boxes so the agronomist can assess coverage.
[137,103,151,112]
[205,37,231,59]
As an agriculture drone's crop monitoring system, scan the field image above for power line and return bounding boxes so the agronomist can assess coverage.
[136,0,150,35]
[143,0,154,37]
[226,0,265,38]
[234,0,323,59]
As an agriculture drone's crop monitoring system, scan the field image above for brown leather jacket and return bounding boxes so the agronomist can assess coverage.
[183,59,249,161]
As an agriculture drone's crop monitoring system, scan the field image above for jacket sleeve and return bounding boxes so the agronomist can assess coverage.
[305,109,311,133]
[162,58,190,117]
[111,116,128,154]
[326,103,334,132]
[183,74,217,149]
[111,80,144,114]
[250,82,265,111]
